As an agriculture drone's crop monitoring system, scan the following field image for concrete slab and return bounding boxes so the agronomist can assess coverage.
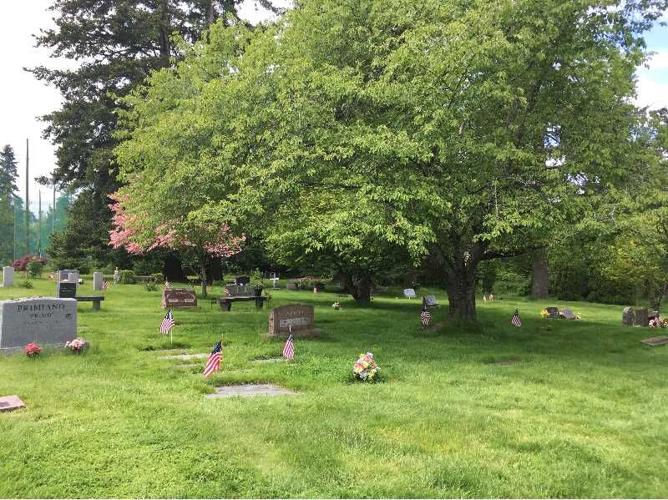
[0,395,25,412]
[641,336,668,347]
[206,384,297,398]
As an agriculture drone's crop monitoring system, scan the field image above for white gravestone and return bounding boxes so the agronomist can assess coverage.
[0,297,77,352]
[2,267,14,287]
[58,269,80,283]
[93,272,104,291]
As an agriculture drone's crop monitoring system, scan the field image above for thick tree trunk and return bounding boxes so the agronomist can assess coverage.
[530,248,549,299]
[341,271,372,306]
[445,262,478,320]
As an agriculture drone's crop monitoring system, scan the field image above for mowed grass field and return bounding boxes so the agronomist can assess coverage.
[0,277,667,498]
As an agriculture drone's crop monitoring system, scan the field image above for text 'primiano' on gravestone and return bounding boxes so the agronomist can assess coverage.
[0,298,77,352]
[268,304,318,337]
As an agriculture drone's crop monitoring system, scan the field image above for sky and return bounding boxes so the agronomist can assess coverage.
[0,2,666,214]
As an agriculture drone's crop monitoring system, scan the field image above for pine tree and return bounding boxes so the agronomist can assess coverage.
[0,145,19,264]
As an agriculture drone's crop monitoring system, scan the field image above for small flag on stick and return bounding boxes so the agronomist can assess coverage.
[282,335,295,360]
[203,340,222,378]
[160,309,175,335]
[420,297,432,328]
[511,309,522,327]
[102,280,109,290]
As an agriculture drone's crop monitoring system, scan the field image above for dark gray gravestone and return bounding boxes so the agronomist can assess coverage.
[235,276,250,285]
[622,307,634,326]
[268,304,317,337]
[545,306,560,319]
[0,298,77,351]
[57,281,77,299]
[634,308,649,327]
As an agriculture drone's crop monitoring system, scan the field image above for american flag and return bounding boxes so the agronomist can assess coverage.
[160,309,175,334]
[282,335,295,360]
[511,309,522,327]
[103,280,109,290]
[420,298,432,328]
[164,280,171,289]
[203,340,222,378]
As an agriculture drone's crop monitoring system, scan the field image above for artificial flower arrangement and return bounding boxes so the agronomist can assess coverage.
[540,309,550,319]
[353,352,380,382]
[332,302,341,310]
[65,338,89,354]
[24,342,42,358]
[649,316,668,328]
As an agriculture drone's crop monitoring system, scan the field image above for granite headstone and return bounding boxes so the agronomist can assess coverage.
[634,308,649,327]
[57,281,77,299]
[161,288,197,308]
[93,272,104,291]
[268,304,317,337]
[2,266,14,287]
[622,307,634,326]
[0,297,77,351]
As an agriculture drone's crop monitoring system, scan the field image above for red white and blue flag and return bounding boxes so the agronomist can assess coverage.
[282,335,295,360]
[511,309,522,327]
[160,309,175,334]
[203,341,222,378]
[102,280,109,290]
[420,298,432,328]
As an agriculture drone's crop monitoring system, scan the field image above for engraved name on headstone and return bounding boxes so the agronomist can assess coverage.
[268,304,317,337]
[57,281,77,299]
[0,298,77,351]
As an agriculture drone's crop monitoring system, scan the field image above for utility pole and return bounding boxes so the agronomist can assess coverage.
[25,138,30,256]
[38,190,42,257]
[52,180,56,233]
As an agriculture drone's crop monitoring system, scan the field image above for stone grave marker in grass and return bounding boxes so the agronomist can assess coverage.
[159,353,209,361]
[0,297,77,352]
[545,306,560,319]
[640,336,668,347]
[622,307,635,326]
[161,288,197,308]
[2,266,14,287]
[268,304,318,337]
[206,384,298,398]
[403,288,416,299]
[0,395,25,412]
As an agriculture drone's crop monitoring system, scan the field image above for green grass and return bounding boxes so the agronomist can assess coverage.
[1,278,667,498]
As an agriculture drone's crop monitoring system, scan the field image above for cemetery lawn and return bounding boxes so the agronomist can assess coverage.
[1,279,667,498]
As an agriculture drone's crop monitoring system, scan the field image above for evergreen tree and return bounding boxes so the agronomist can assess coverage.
[0,145,19,264]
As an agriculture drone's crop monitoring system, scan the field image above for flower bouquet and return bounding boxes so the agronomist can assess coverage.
[353,352,380,382]
[649,316,667,328]
[540,309,550,319]
[24,342,42,358]
[65,338,89,354]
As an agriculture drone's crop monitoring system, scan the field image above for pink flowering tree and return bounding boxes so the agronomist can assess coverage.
[109,192,244,297]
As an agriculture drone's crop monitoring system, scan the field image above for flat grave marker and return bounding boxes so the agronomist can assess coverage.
[560,308,577,320]
[0,395,25,412]
[640,336,668,347]
[0,297,77,352]
[268,304,318,337]
[206,384,297,398]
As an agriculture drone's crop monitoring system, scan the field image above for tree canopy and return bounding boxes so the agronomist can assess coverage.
[114,0,667,315]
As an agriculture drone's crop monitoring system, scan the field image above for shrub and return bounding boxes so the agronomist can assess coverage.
[12,255,47,272]
[26,261,44,278]
[119,270,136,284]
[144,282,158,291]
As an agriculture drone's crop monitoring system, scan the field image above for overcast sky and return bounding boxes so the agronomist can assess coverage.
[0,2,666,214]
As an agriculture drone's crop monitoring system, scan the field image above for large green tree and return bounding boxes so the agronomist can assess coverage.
[114,0,666,318]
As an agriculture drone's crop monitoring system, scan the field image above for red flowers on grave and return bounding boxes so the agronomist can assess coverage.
[24,342,42,358]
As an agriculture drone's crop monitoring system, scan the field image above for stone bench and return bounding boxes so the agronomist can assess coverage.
[217,295,268,311]
[75,296,105,311]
